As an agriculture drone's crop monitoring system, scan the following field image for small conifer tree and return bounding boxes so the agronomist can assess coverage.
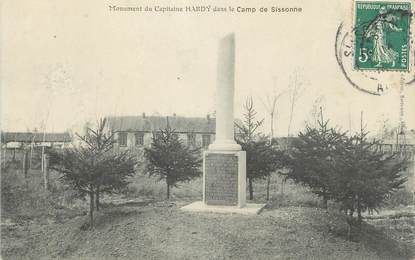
[144,119,202,199]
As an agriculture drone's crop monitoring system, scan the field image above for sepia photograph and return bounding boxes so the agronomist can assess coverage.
[1,0,414,259]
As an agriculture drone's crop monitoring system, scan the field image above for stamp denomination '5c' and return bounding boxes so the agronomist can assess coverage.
[354,2,411,71]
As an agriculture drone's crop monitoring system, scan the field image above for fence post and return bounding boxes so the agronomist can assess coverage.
[43,154,49,191]
[22,150,29,178]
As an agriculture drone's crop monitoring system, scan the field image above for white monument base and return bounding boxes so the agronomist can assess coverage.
[180,150,265,215]
[181,201,266,215]
[203,150,246,207]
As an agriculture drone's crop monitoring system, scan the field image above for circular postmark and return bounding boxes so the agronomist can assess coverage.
[335,1,414,96]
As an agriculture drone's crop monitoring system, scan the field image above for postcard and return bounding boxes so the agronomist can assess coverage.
[1,0,414,259]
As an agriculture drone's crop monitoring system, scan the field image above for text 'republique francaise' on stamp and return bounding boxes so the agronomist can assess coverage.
[335,0,414,96]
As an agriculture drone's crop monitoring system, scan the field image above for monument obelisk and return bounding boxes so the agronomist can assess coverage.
[182,33,264,214]
[208,33,242,152]
[203,33,246,208]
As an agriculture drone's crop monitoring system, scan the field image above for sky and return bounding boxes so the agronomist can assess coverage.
[1,0,414,137]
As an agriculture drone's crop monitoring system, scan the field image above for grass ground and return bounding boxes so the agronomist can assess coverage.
[1,169,414,259]
[2,200,414,260]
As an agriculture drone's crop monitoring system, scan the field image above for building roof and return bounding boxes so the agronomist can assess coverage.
[106,115,241,134]
[1,132,72,143]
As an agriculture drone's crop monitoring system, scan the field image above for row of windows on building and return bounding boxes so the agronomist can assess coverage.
[117,132,212,148]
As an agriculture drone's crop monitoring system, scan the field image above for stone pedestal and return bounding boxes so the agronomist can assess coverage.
[182,149,265,214]
[203,151,246,207]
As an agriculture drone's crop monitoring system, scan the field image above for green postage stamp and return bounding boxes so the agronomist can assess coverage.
[354,1,411,71]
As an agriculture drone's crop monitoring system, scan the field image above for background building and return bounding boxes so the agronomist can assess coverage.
[1,132,72,149]
[106,114,242,153]
[1,132,72,169]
